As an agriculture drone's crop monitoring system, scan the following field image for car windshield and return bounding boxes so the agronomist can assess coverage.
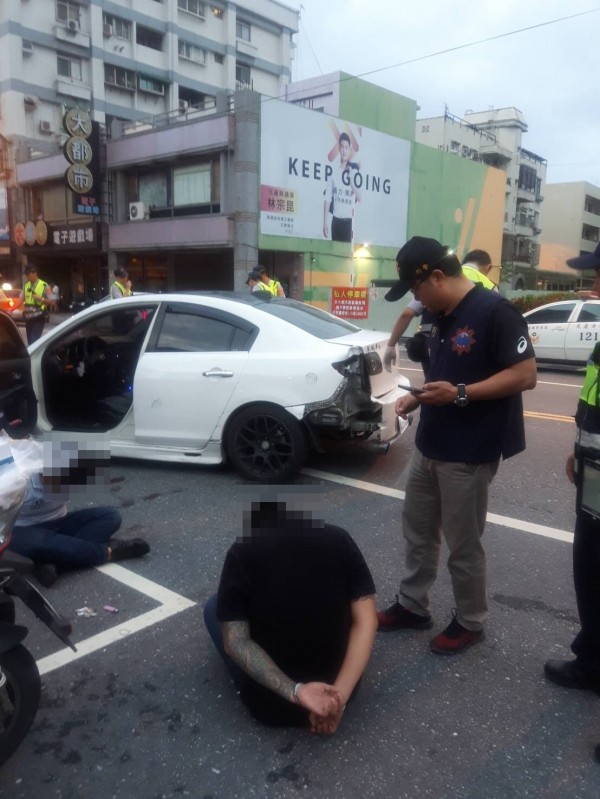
[256,298,360,339]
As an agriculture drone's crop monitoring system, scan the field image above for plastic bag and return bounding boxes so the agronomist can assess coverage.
[0,435,28,544]
[3,432,43,478]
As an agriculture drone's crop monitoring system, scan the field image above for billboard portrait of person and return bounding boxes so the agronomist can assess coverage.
[323,133,361,243]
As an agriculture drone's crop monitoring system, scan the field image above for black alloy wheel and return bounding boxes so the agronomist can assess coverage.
[225,403,308,482]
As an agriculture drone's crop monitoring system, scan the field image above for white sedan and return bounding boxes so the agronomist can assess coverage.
[27,292,410,481]
[524,299,600,366]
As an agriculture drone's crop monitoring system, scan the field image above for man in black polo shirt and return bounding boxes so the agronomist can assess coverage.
[377,237,537,654]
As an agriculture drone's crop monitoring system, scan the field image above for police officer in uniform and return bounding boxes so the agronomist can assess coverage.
[19,264,51,344]
[383,250,496,375]
[256,266,285,297]
[545,244,600,719]
[111,266,132,299]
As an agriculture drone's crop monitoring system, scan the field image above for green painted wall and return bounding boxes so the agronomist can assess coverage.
[409,143,486,243]
[337,73,417,141]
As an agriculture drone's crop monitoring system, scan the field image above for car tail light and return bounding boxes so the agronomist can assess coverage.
[332,347,368,391]
[363,351,382,376]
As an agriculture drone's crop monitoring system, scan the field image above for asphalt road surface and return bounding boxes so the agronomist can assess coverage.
[2,357,597,799]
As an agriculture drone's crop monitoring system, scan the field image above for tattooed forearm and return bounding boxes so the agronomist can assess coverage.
[222,621,295,702]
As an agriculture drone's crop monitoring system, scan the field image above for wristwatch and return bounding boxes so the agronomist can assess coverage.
[454,383,469,407]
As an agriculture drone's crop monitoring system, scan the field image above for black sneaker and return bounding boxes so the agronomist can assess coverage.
[544,659,600,694]
[33,563,59,588]
[377,595,433,631]
[109,538,150,562]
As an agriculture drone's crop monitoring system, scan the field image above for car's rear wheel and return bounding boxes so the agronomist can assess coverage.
[225,403,308,482]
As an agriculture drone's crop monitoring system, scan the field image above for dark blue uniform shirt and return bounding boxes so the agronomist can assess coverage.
[416,286,534,463]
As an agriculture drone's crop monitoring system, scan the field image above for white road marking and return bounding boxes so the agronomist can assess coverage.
[397,364,581,389]
[38,459,573,675]
[536,380,582,388]
[302,468,574,544]
[37,563,196,676]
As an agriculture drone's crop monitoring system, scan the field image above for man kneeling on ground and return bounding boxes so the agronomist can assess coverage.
[204,500,377,733]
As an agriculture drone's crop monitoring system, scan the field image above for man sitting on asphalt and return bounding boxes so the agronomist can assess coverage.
[9,439,150,587]
[204,498,377,732]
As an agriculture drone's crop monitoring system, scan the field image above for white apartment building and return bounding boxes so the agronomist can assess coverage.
[416,108,546,290]
[538,182,600,291]
[0,0,298,283]
[0,0,298,148]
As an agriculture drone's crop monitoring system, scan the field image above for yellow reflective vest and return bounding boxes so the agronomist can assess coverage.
[112,280,132,298]
[461,264,496,291]
[24,279,48,310]
[262,278,284,297]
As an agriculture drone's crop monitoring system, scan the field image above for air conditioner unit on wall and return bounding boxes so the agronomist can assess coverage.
[68,19,78,31]
[129,202,148,221]
[103,24,113,38]
[39,120,53,133]
[178,99,189,114]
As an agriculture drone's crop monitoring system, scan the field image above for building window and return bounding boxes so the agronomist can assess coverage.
[57,54,82,81]
[104,64,136,90]
[178,40,207,64]
[138,75,165,95]
[103,13,131,40]
[178,0,205,17]
[56,1,80,25]
[139,171,169,208]
[214,52,224,64]
[518,165,537,193]
[236,20,251,41]
[173,164,211,207]
[136,26,163,51]
[131,159,220,218]
[236,62,251,89]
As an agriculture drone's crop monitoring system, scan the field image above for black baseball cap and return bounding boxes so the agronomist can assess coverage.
[385,237,453,302]
[566,242,600,270]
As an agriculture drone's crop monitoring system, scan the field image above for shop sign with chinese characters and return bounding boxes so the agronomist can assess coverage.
[12,220,97,249]
[63,108,102,216]
[331,287,369,319]
[49,223,96,248]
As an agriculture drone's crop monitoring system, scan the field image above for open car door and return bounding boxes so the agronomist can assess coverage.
[0,312,37,437]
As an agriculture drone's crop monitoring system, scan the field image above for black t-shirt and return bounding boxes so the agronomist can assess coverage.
[216,521,375,726]
[416,287,535,462]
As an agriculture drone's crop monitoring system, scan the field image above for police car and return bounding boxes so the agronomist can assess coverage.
[25,292,411,481]
[524,299,600,365]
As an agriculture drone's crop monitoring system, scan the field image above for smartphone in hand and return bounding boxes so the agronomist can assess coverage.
[409,386,426,395]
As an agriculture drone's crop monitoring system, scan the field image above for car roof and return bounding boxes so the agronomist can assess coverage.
[524,298,600,315]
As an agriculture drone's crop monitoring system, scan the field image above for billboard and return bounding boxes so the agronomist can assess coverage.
[260,101,410,247]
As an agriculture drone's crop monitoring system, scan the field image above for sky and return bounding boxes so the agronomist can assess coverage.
[288,0,600,186]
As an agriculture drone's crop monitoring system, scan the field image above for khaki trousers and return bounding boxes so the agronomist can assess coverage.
[399,450,498,631]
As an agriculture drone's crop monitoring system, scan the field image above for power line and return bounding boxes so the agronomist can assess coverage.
[287,7,600,104]
[298,9,323,76]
